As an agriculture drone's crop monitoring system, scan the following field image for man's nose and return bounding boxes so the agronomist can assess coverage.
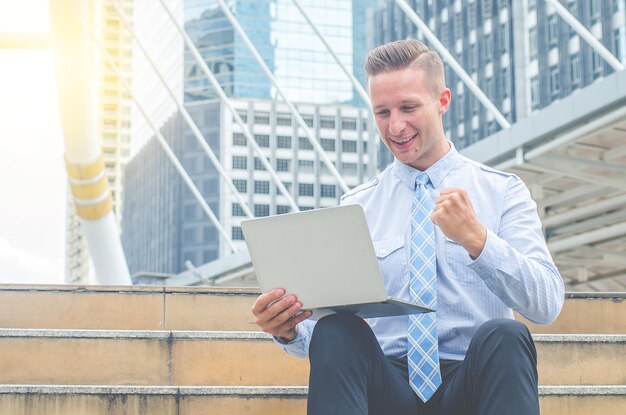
[388,111,406,136]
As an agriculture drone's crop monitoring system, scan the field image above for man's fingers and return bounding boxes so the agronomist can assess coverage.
[273,309,313,337]
[266,301,303,329]
[251,288,285,315]
[263,294,297,319]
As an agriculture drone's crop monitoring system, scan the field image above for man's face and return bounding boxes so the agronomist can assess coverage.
[369,67,450,171]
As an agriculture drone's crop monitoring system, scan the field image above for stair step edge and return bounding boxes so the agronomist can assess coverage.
[0,385,625,396]
[1,329,625,342]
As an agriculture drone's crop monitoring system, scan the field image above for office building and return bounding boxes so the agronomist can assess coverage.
[184,0,374,105]
[122,98,374,274]
[373,0,626,164]
[65,0,134,284]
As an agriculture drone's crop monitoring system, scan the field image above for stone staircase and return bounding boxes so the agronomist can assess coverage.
[0,285,624,414]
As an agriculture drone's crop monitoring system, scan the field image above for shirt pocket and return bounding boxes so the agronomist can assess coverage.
[443,237,481,284]
[372,236,407,285]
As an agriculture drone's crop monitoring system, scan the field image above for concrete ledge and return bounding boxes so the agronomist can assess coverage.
[539,386,626,396]
[0,385,308,396]
[1,385,624,396]
[2,329,625,343]
[0,329,272,340]
[533,334,626,343]
[0,330,170,339]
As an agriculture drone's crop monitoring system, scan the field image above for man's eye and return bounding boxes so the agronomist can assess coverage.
[401,106,417,112]
[376,111,389,117]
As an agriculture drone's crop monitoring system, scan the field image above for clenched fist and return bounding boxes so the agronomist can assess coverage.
[430,188,487,259]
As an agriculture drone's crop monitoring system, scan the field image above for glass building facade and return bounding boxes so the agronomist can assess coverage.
[184,0,373,105]
[373,0,626,159]
[122,102,222,275]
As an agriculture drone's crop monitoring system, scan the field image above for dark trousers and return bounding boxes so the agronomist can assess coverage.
[307,313,539,415]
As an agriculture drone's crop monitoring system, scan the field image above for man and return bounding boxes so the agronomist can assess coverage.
[252,39,564,415]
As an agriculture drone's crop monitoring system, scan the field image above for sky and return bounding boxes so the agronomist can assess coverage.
[0,0,65,284]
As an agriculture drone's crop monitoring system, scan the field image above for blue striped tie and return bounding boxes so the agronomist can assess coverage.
[408,172,441,402]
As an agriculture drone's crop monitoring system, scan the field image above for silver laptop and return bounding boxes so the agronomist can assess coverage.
[241,204,433,320]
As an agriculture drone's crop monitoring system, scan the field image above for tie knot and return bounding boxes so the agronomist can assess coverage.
[415,173,429,187]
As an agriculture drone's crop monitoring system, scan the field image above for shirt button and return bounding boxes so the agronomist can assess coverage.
[380,249,387,256]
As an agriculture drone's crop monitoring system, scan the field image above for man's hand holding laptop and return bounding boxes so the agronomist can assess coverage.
[252,288,312,343]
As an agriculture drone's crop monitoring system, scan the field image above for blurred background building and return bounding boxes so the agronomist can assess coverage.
[64,0,134,284]
[56,0,626,290]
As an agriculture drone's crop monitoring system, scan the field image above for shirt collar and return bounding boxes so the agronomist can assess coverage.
[392,140,460,190]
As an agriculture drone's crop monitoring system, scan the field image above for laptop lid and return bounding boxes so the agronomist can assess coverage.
[241,204,388,310]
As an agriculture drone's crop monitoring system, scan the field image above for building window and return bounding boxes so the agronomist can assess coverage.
[254,157,266,171]
[232,156,247,170]
[234,109,247,123]
[485,77,494,99]
[232,203,246,217]
[299,206,314,211]
[530,76,540,110]
[254,204,270,217]
[276,159,290,172]
[482,0,491,18]
[529,27,538,60]
[341,117,357,130]
[499,23,508,54]
[276,182,291,194]
[321,138,336,151]
[483,33,492,60]
[276,112,291,126]
[550,65,560,99]
[592,52,603,79]
[254,111,270,124]
[184,204,198,220]
[468,2,476,28]
[203,227,216,241]
[254,180,270,194]
[183,228,197,243]
[548,14,558,47]
[320,116,336,129]
[233,179,247,193]
[276,205,291,214]
[299,136,314,150]
[233,133,246,146]
[203,178,218,194]
[302,114,314,127]
[298,159,314,172]
[341,162,357,175]
[254,134,269,147]
[528,0,536,11]
[570,53,581,89]
[232,226,244,240]
[277,135,292,148]
[469,43,477,70]
[615,27,626,64]
[321,184,336,198]
[501,67,509,99]
[342,140,357,153]
[299,183,314,197]
[590,0,600,24]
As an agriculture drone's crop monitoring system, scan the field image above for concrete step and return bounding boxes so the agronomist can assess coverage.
[0,330,624,387]
[0,285,260,331]
[0,385,624,415]
[0,285,624,333]
[516,292,626,334]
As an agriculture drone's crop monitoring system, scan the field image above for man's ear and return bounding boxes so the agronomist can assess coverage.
[438,88,451,115]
